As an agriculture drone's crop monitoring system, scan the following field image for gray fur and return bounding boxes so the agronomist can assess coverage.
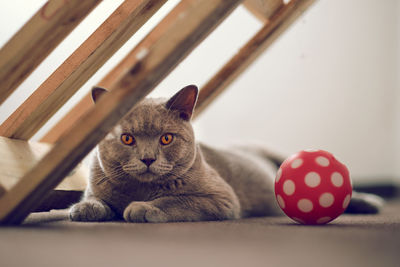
[70,85,383,223]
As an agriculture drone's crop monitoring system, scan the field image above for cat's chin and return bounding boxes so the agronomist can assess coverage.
[122,167,160,183]
[134,171,159,183]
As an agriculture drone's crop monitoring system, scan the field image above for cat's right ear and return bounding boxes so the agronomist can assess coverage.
[166,85,198,121]
[91,87,108,103]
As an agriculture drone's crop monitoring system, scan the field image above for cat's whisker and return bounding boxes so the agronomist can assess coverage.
[95,177,109,185]
[91,166,128,182]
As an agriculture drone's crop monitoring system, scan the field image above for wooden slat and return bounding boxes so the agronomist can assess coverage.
[40,0,313,143]
[0,0,167,140]
[194,0,316,117]
[41,0,193,144]
[0,0,242,224]
[0,136,87,192]
[0,0,100,105]
[0,136,86,212]
[40,94,93,143]
[243,0,283,21]
[0,135,86,212]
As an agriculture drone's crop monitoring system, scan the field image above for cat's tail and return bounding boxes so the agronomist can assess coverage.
[345,191,385,214]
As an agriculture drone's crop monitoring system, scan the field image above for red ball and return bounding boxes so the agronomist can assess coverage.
[274,150,352,225]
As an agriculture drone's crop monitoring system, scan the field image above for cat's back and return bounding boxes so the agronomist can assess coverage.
[198,143,282,217]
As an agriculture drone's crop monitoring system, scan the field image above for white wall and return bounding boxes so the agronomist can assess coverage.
[0,0,398,184]
[192,0,398,184]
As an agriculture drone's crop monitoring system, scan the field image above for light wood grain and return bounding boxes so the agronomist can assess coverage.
[244,0,283,21]
[41,0,193,144]
[194,0,315,117]
[41,0,314,143]
[0,0,166,140]
[0,0,242,224]
[0,0,100,105]
[0,136,87,192]
[40,93,93,143]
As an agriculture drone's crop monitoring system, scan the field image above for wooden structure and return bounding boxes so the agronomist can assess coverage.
[0,0,315,224]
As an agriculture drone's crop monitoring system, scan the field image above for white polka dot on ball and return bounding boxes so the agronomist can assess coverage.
[283,180,295,196]
[277,195,285,209]
[304,149,320,152]
[331,172,344,187]
[319,192,334,208]
[343,194,351,209]
[315,156,330,167]
[304,172,321,188]
[291,158,303,169]
[276,168,282,183]
[297,199,313,213]
[317,216,332,224]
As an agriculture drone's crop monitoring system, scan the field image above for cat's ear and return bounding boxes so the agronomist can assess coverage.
[166,85,198,121]
[91,87,108,103]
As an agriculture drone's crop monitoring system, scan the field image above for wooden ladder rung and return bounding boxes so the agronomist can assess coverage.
[40,0,315,144]
[0,136,87,192]
[41,0,192,144]
[0,136,87,212]
[0,0,100,105]
[195,0,316,117]
[0,0,166,140]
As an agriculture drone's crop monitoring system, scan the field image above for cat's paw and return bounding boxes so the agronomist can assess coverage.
[69,199,115,221]
[123,202,168,223]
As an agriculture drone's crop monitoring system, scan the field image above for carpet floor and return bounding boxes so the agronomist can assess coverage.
[1,200,399,267]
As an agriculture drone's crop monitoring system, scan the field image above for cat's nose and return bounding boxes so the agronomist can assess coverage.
[141,158,156,167]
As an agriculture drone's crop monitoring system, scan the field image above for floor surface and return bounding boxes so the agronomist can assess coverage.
[1,200,399,267]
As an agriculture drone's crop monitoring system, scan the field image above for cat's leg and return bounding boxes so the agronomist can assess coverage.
[123,194,240,223]
[69,198,115,221]
[345,191,385,214]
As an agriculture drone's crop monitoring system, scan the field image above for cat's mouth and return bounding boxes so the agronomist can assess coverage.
[122,162,173,182]
[122,165,157,182]
[137,171,158,182]
[141,168,156,176]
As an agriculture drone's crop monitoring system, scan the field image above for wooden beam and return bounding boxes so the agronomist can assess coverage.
[243,0,283,22]
[41,0,315,143]
[0,136,86,212]
[40,0,194,144]
[40,93,93,143]
[0,0,242,224]
[0,0,167,140]
[0,0,100,105]
[0,136,87,192]
[194,0,316,117]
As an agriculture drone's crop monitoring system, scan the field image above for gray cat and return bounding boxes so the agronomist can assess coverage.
[70,85,383,222]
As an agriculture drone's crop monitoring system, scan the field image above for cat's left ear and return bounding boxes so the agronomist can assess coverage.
[166,85,198,121]
[91,87,108,103]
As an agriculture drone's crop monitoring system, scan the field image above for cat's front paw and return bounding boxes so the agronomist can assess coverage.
[123,202,168,223]
[70,199,115,221]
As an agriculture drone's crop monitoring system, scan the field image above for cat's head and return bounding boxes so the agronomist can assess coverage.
[93,85,198,183]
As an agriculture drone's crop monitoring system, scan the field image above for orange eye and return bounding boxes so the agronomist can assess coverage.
[121,133,135,146]
[160,133,174,145]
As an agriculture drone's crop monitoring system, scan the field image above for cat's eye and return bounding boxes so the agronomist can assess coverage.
[160,133,174,145]
[121,133,135,146]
